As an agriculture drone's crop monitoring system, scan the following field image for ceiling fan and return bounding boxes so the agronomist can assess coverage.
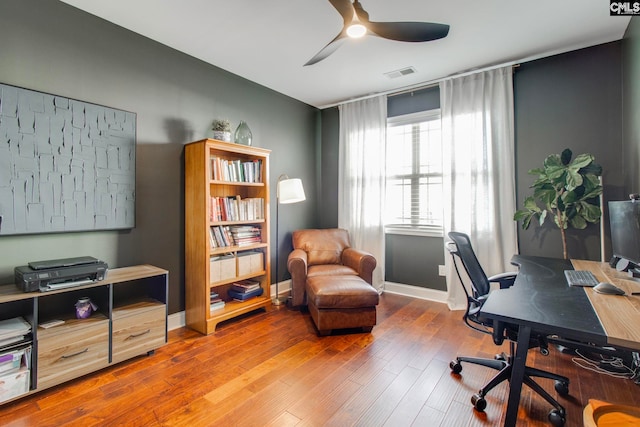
[305,0,450,66]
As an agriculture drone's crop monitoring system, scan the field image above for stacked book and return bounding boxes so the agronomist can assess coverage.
[228,280,263,301]
[228,225,262,246]
[210,291,225,312]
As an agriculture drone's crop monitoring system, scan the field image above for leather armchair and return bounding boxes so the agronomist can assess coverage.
[287,228,376,307]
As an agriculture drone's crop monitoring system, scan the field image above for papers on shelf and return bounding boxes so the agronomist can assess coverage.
[0,317,31,346]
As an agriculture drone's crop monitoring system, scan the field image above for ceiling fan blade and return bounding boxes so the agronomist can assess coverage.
[328,0,356,21]
[304,31,347,66]
[367,21,449,42]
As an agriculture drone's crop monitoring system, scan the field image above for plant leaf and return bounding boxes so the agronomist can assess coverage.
[580,203,602,222]
[545,165,566,181]
[544,154,563,169]
[539,209,547,225]
[569,215,587,229]
[565,169,583,190]
[560,149,572,165]
[562,190,578,204]
[523,196,540,212]
[581,162,602,176]
[569,153,593,170]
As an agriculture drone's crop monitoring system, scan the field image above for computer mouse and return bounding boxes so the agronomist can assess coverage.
[594,282,626,295]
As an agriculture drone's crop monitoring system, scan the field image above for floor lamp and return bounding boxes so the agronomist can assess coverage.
[274,175,306,305]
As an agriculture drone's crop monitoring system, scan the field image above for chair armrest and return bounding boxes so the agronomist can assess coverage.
[287,249,308,307]
[342,248,377,285]
[488,272,517,289]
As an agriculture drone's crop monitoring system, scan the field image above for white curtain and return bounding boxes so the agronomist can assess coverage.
[338,95,387,291]
[440,66,518,310]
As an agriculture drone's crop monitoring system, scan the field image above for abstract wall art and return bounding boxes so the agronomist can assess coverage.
[0,83,136,235]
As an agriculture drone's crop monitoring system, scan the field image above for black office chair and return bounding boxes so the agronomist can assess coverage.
[446,231,569,427]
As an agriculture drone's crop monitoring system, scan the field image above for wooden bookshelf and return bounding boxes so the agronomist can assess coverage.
[184,139,271,334]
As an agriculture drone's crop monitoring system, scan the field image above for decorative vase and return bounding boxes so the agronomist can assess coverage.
[234,121,252,146]
[212,131,231,142]
[75,297,97,319]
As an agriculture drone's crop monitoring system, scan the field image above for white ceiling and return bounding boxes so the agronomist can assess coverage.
[59,0,630,109]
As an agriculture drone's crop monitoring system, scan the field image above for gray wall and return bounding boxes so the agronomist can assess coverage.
[319,107,340,229]
[514,42,624,260]
[0,0,318,313]
[623,18,640,195]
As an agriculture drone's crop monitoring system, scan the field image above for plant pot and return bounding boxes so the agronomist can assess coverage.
[212,131,231,142]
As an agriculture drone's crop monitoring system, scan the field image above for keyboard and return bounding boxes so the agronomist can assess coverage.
[564,270,599,287]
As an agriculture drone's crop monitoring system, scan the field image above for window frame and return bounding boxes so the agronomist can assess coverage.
[385,109,443,238]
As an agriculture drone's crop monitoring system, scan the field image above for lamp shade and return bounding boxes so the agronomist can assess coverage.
[278,178,306,204]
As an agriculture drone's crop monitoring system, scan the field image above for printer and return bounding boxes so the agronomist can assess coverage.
[14,256,108,292]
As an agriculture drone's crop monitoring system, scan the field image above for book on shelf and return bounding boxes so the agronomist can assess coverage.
[210,225,262,248]
[210,290,224,311]
[228,225,262,246]
[228,286,264,301]
[209,196,264,222]
[210,226,235,248]
[210,300,226,312]
[210,157,262,183]
[230,280,261,294]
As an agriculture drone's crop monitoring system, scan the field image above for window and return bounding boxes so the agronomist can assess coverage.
[385,110,443,236]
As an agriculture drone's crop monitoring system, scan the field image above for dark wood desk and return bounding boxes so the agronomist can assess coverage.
[480,255,640,427]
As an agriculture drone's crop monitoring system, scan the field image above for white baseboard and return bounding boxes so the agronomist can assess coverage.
[168,311,185,331]
[383,281,449,304]
[271,279,292,299]
[168,280,448,331]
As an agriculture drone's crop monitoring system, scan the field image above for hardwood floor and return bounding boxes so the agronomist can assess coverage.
[1,293,638,426]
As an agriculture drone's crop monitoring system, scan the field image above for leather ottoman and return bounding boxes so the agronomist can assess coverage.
[306,275,379,336]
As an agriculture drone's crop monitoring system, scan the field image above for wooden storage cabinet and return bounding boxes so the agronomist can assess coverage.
[37,316,110,389]
[185,139,271,334]
[112,300,166,364]
[0,264,168,403]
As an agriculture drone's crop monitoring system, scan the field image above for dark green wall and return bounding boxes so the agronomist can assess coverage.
[514,42,624,260]
[319,107,340,229]
[623,18,640,195]
[0,0,318,313]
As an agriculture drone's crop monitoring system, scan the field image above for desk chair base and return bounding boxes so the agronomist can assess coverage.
[450,345,570,427]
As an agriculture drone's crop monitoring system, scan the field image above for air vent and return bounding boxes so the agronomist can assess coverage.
[384,67,416,79]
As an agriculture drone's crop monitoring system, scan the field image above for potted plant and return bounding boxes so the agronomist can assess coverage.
[211,119,231,142]
[514,148,603,259]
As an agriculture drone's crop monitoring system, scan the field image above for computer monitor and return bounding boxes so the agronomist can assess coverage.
[608,200,640,270]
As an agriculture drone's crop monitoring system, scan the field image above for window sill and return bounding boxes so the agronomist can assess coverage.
[385,226,443,238]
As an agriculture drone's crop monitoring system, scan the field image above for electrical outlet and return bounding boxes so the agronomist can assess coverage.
[438,265,446,276]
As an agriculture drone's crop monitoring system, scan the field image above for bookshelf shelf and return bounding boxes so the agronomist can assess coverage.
[210,219,266,227]
[209,243,268,256]
[185,139,271,335]
[210,180,265,187]
[210,270,267,288]
[208,296,271,330]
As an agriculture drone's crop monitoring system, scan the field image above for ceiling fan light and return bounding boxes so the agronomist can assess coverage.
[346,23,366,38]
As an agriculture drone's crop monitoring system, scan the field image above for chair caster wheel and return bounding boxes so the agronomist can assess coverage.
[449,360,462,374]
[471,394,487,412]
[548,409,565,426]
[554,380,569,395]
